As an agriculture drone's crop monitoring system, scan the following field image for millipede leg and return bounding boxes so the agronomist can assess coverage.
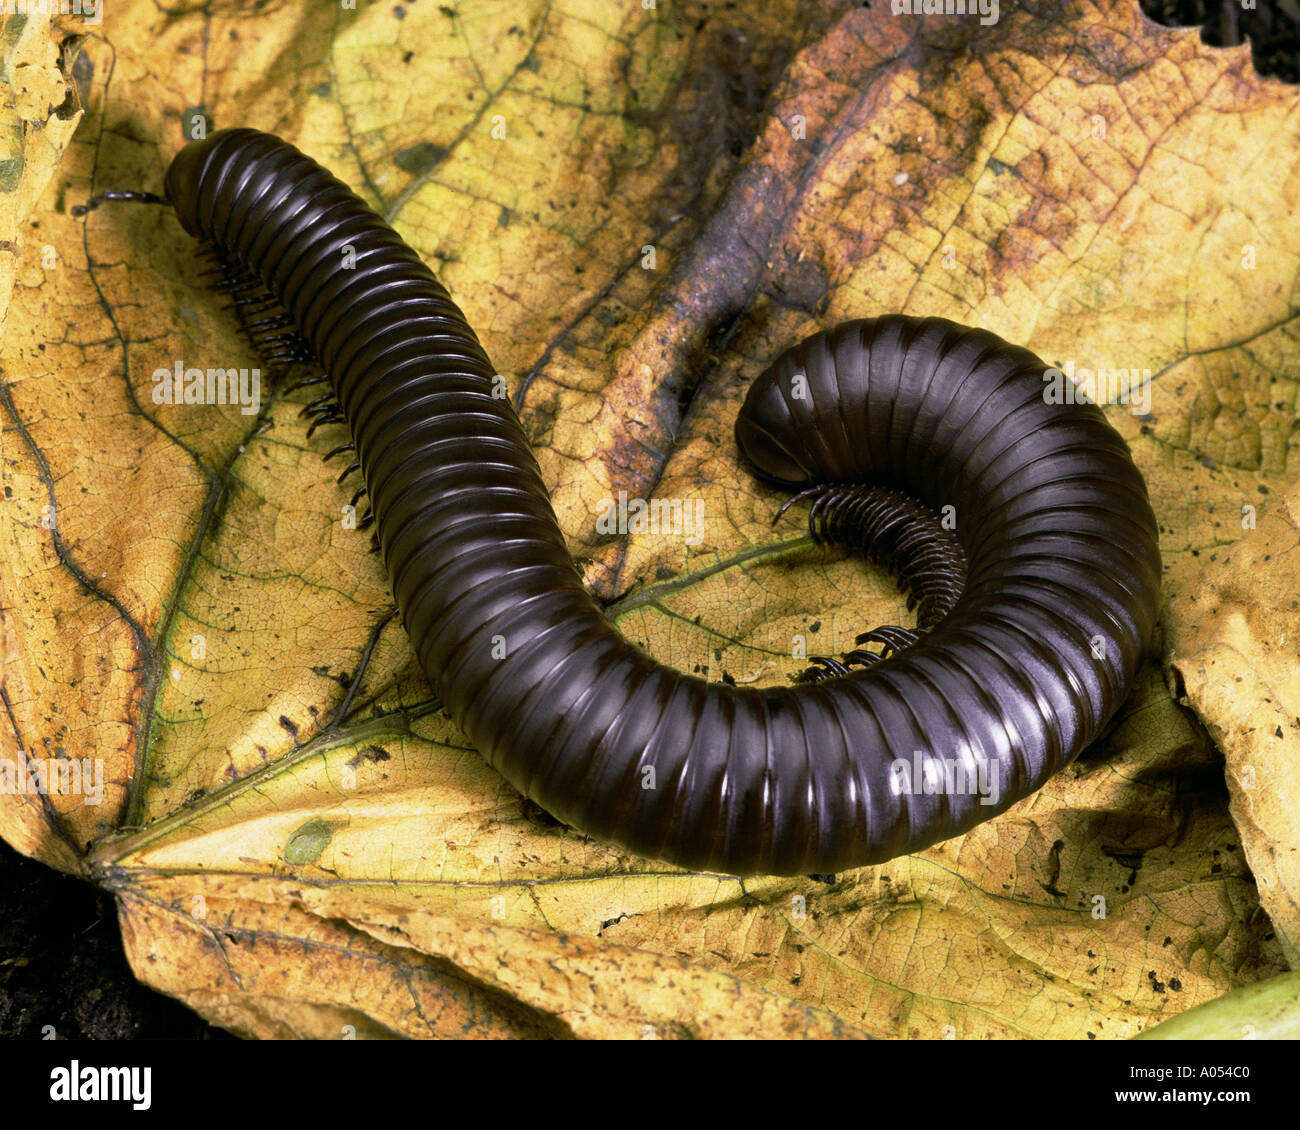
[284,374,329,393]
[197,239,321,379]
[305,410,345,438]
[857,625,922,655]
[300,393,336,418]
[778,482,967,677]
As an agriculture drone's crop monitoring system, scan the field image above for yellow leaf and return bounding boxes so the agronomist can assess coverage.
[1168,482,1300,966]
[1133,971,1300,1040]
[3,0,1297,1038]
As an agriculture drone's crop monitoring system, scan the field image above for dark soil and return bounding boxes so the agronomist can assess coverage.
[0,838,230,1039]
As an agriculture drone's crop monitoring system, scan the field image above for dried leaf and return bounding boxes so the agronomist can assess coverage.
[3,0,1298,1038]
[1168,482,1300,966]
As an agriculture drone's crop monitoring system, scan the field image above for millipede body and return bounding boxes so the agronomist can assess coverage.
[149,128,1162,876]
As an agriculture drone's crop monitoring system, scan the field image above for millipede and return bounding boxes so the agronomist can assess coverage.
[80,128,1163,876]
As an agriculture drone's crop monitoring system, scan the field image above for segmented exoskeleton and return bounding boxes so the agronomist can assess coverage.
[93,128,1162,875]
